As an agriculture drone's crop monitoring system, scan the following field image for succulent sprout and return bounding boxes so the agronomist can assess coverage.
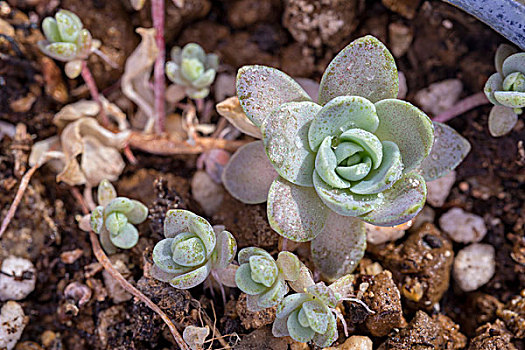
[222,35,470,280]
[166,43,219,99]
[151,210,237,289]
[484,44,524,136]
[38,9,94,78]
[235,248,302,311]
[90,180,148,253]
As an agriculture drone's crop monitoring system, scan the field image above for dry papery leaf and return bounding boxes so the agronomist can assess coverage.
[29,102,130,186]
[216,96,262,139]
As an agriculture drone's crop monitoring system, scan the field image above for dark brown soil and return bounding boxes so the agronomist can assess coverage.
[0,0,524,349]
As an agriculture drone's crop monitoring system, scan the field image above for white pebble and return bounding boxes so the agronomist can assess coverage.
[0,256,36,301]
[365,222,411,245]
[439,207,487,243]
[453,243,495,292]
[426,170,456,207]
[325,335,373,350]
[191,170,224,216]
[415,79,463,116]
[0,301,27,350]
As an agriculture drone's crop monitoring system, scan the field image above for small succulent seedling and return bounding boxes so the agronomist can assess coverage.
[90,180,148,253]
[222,35,471,280]
[151,209,237,289]
[166,43,219,99]
[39,9,95,78]
[484,44,525,136]
[235,248,302,311]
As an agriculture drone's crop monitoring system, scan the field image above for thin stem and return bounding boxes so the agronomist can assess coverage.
[81,61,110,127]
[433,92,490,123]
[152,0,166,134]
[71,188,190,350]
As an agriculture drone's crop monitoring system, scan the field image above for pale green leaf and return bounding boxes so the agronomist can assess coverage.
[272,315,290,337]
[41,42,78,61]
[302,300,330,333]
[495,44,518,74]
[306,283,337,308]
[339,129,383,169]
[105,212,128,236]
[127,200,148,224]
[276,251,301,281]
[42,17,61,43]
[169,262,211,289]
[90,206,104,234]
[484,73,504,106]
[238,247,273,265]
[55,9,82,42]
[315,136,351,189]
[502,52,525,76]
[152,238,191,274]
[287,309,316,342]
[488,106,519,137]
[249,255,278,287]
[235,263,267,295]
[494,91,525,108]
[311,312,338,348]
[276,293,310,318]
[257,277,288,309]
[214,230,237,269]
[97,179,116,206]
[104,197,134,216]
[110,223,139,249]
[288,265,315,293]
[171,237,206,267]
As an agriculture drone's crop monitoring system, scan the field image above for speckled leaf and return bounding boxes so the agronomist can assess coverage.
[272,315,290,337]
[42,17,61,43]
[56,10,82,42]
[277,293,310,319]
[90,206,104,234]
[171,237,206,267]
[417,122,471,181]
[127,200,148,224]
[41,42,78,61]
[238,247,273,264]
[318,35,399,105]
[189,215,216,259]
[104,197,133,216]
[360,172,427,226]
[329,274,355,300]
[97,179,117,206]
[488,106,519,137]
[288,265,315,293]
[110,223,139,249]
[494,91,525,108]
[235,263,267,295]
[276,251,301,281]
[311,312,338,348]
[149,264,178,282]
[249,255,278,287]
[105,212,128,236]
[374,99,434,173]
[222,141,278,204]
[267,177,328,242]
[339,129,383,169]
[213,264,238,288]
[306,283,337,308]
[308,96,379,151]
[76,29,92,58]
[484,73,504,106]
[152,238,191,274]
[99,228,118,254]
[312,171,383,216]
[169,262,211,289]
[257,277,288,309]
[262,101,320,186]
[495,44,518,74]
[311,212,366,281]
[287,309,315,342]
[315,137,351,189]
[163,210,211,252]
[214,230,237,269]
[302,300,330,333]
[236,65,312,127]
[502,53,525,76]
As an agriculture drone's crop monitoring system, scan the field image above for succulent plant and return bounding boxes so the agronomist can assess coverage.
[223,35,470,280]
[484,44,524,136]
[38,9,94,78]
[166,43,219,99]
[90,180,148,253]
[235,248,303,311]
[151,210,237,289]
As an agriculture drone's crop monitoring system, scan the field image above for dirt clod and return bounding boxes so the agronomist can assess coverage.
[236,293,276,330]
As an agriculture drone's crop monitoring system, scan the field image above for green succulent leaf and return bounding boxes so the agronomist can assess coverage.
[318,35,399,105]
[272,315,290,337]
[267,177,328,242]
[235,263,267,295]
[163,209,215,257]
[104,197,134,216]
[308,96,379,152]
[238,247,273,264]
[214,230,237,269]
[152,238,192,274]
[311,211,366,280]
[236,65,312,127]
[42,17,61,43]
[76,29,92,58]
[495,44,518,74]
[110,223,139,249]
[105,212,128,236]
[339,129,383,169]
[56,9,83,42]
[306,283,337,308]
[90,206,104,234]
[329,274,355,300]
[42,42,78,61]
[416,122,471,181]
[360,172,427,226]
[315,136,351,189]
[302,300,330,333]
[181,58,204,81]
[249,255,278,287]
[181,43,206,62]
[312,171,383,216]
[276,293,310,319]
[276,251,301,281]
[374,99,434,173]
[288,265,315,293]
[193,69,216,89]
[99,228,118,255]
[484,73,504,106]
[488,106,519,137]
[169,262,211,289]
[172,236,207,267]
[287,309,316,342]
[257,277,288,309]
[97,179,117,207]
[126,200,149,224]
[311,313,338,348]
[502,53,525,76]
[262,101,320,186]
[494,91,525,108]
[222,141,278,204]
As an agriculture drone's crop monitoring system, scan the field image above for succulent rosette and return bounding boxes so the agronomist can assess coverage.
[151,209,237,289]
[223,35,470,280]
[90,180,148,253]
[166,43,219,99]
[235,248,302,311]
[484,44,525,136]
[38,9,93,78]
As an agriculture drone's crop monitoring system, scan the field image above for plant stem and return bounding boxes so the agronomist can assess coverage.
[433,92,490,123]
[152,0,166,134]
[81,61,110,127]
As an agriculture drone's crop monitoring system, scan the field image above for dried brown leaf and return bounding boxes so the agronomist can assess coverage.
[216,96,262,139]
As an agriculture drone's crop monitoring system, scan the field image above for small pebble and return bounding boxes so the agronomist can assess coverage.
[191,170,225,216]
[415,79,463,116]
[439,207,487,243]
[388,22,413,57]
[426,171,456,207]
[365,222,411,245]
[410,206,436,231]
[60,249,84,264]
[0,256,36,301]
[453,243,495,292]
[324,335,373,350]
[0,301,27,350]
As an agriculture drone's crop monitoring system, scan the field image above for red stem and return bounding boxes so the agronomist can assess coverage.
[81,61,110,127]
[433,92,490,123]
[152,0,166,134]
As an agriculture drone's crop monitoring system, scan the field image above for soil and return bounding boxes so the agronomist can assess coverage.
[0,0,524,349]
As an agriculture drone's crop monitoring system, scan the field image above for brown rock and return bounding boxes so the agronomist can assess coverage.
[498,290,525,338]
[363,270,407,337]
[235,326,290,350]
[283,0,360,48]
[218,32,279,69]
[227,0,281,29]
[381,0,421,19]
[236,293,276,330]
[178,20,230,54]
[461,293,503,336]
[280,43,316,77]
[433,314,467,349]
[468,320,517,350]
[371,223,454,310]
[380,311,444,349]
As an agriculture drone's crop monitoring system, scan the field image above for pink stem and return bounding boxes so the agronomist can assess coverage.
[152,0,166,134]
[81,61,109,127]
[433,92,490,123]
